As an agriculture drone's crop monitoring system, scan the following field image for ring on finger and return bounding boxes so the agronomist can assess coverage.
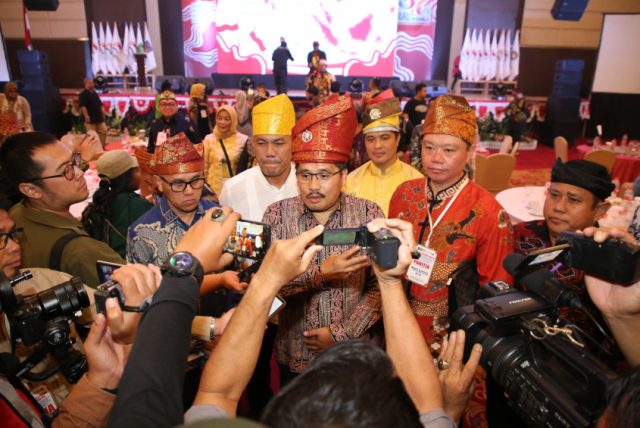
[211,208,225,222]
[437,359,450,370]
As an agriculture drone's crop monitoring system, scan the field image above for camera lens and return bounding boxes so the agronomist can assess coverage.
[26,277,90,320]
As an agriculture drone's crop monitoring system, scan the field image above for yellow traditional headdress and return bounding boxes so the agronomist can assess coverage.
[252,94,295,136]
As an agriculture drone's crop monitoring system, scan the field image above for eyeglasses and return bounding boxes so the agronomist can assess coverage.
[296,170,341,183]
[159,102,177,107]
[0,227,24,250]
[28,153,83,182]
[158,176,206,192]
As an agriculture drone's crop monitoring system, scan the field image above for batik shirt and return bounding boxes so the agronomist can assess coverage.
[262,193,384,372]
[127,196,218,265]
[388,174,513,353]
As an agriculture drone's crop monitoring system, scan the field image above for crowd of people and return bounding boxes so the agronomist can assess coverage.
[0,77,639,428]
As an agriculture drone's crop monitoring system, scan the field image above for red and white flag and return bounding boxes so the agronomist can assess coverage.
[91,22,101,75]
[510,30,520,81]
[459,28,472,79]
[23,4,33,51]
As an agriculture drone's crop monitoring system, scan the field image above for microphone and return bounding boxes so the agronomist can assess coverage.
[503,253,584,309]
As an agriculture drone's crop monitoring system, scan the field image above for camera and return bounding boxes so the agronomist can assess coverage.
[315,225,400,269]
[452,278,616,428]
[0,271,90,384]
[223,220,271,261]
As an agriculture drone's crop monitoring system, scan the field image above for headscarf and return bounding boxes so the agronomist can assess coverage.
[235,91,249,126]
[213,104,239,140]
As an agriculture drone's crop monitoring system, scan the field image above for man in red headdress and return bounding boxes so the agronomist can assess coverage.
[262,95,384,383]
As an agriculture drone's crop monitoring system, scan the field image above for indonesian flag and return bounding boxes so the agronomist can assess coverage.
[23,5,33,51]
[91,22,100,75]
[144,22,157,72]
[510,30,520,81]
[459,28,472,79]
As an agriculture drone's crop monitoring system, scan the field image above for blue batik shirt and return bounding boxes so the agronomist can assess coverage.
[126,196,218,266]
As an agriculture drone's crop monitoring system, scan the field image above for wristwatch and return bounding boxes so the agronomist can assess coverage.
[164,251,204,285]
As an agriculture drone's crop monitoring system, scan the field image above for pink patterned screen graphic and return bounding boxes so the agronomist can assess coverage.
[181,0,437,80]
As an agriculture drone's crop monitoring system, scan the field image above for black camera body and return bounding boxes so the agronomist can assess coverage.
[557,231,640,284]
[452,280,616,427]
[315,225,400,269]
[94,280,125,315]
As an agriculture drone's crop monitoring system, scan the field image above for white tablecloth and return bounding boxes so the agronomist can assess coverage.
[496,186,547,224]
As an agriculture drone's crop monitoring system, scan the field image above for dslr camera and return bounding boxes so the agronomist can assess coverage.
[315,225,400,269]
[0,271,90,383]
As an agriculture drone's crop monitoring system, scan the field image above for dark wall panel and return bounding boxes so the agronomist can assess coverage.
[432,0,455,81]
[465,0,523,31]
[6,39,87,88]
[158,0,185,76]
[518,47,596,97]
[83,0,146,38]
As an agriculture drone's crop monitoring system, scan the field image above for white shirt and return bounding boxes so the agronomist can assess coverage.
[219,164,299,221]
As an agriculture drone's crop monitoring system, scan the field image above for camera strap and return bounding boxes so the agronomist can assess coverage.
[424,180,468,247]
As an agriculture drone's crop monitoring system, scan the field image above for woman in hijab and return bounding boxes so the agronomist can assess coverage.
[203,104,249,196]
[235,90,252,137]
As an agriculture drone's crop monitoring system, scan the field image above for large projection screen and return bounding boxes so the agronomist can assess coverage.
[0,25,11,81]
[592,14,640,94]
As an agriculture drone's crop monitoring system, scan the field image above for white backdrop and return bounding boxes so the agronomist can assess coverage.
[592,14,640,94]
[0,24,11,82]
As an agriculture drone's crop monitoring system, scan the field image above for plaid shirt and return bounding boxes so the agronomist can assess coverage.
[262,193,384,372]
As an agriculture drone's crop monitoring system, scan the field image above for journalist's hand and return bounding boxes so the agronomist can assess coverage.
[585,275,640,318]
[580,226,638,248]
[303,327,335,351]
[106,263,162,344]
[366,218,416,283]
[253,224,324,293]
[437,330,482,422]
[77,132,104,161]
[84,314,128,390]
[175,206,240,273]
[320,245,369,281]
[220,270,249,292]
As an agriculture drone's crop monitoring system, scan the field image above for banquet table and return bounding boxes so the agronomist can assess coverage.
[576,145,640,184]
[495,186,547,224]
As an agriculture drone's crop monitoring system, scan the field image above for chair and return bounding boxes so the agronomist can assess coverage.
[584,149,616,173]
[498,136,513,154]
[554,136,569,162]
[474,153,517,194]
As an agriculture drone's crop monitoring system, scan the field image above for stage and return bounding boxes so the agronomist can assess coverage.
[59,87,590,122]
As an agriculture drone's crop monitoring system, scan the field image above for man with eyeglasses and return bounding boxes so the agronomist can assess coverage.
[128,133,246,294]
[147,90,200,154]
[0,132,124,287]
[262,95,383,384]
[388,95,513,352]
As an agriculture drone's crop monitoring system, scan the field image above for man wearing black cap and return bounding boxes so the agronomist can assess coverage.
[496,159,615,426]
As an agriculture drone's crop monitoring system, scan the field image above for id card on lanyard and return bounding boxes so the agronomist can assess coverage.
[408,181,468,286]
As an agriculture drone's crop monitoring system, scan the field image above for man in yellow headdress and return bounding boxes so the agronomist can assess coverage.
[219,94,298,222]
[344,89,423,216]
[388,95,513,352]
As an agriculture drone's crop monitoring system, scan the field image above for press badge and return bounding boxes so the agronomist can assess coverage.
[157,131,168,146]
[407,245,437,286]
[200,109,208,119]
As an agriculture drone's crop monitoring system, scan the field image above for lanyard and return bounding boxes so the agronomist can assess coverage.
[424,180,468,247]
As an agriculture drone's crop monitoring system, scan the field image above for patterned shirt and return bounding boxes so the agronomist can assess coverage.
[388,175,513,352]
[262,193,384,372]
[127,196,218,265]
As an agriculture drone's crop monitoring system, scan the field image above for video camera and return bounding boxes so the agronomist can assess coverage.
[0,271,90,383]
[315,225,400,269]
[451,232,637,427]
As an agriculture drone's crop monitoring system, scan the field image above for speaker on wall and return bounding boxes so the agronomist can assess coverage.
[551,0,589,21]
[23,0,59,11]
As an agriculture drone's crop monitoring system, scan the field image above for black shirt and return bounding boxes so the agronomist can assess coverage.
[403,97,428,127]
[272,46,294,72]
[307,49,327,67]
[107,275,200,428]
[147,111,200,153]
[79,89,105,124]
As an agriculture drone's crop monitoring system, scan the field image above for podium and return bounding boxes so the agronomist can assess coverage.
[134,53,148,88]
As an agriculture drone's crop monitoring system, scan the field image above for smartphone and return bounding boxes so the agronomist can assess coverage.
[223,220,271,260]
[519,246,568,268]
[269,295,286,319]
[96,260,125,284]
